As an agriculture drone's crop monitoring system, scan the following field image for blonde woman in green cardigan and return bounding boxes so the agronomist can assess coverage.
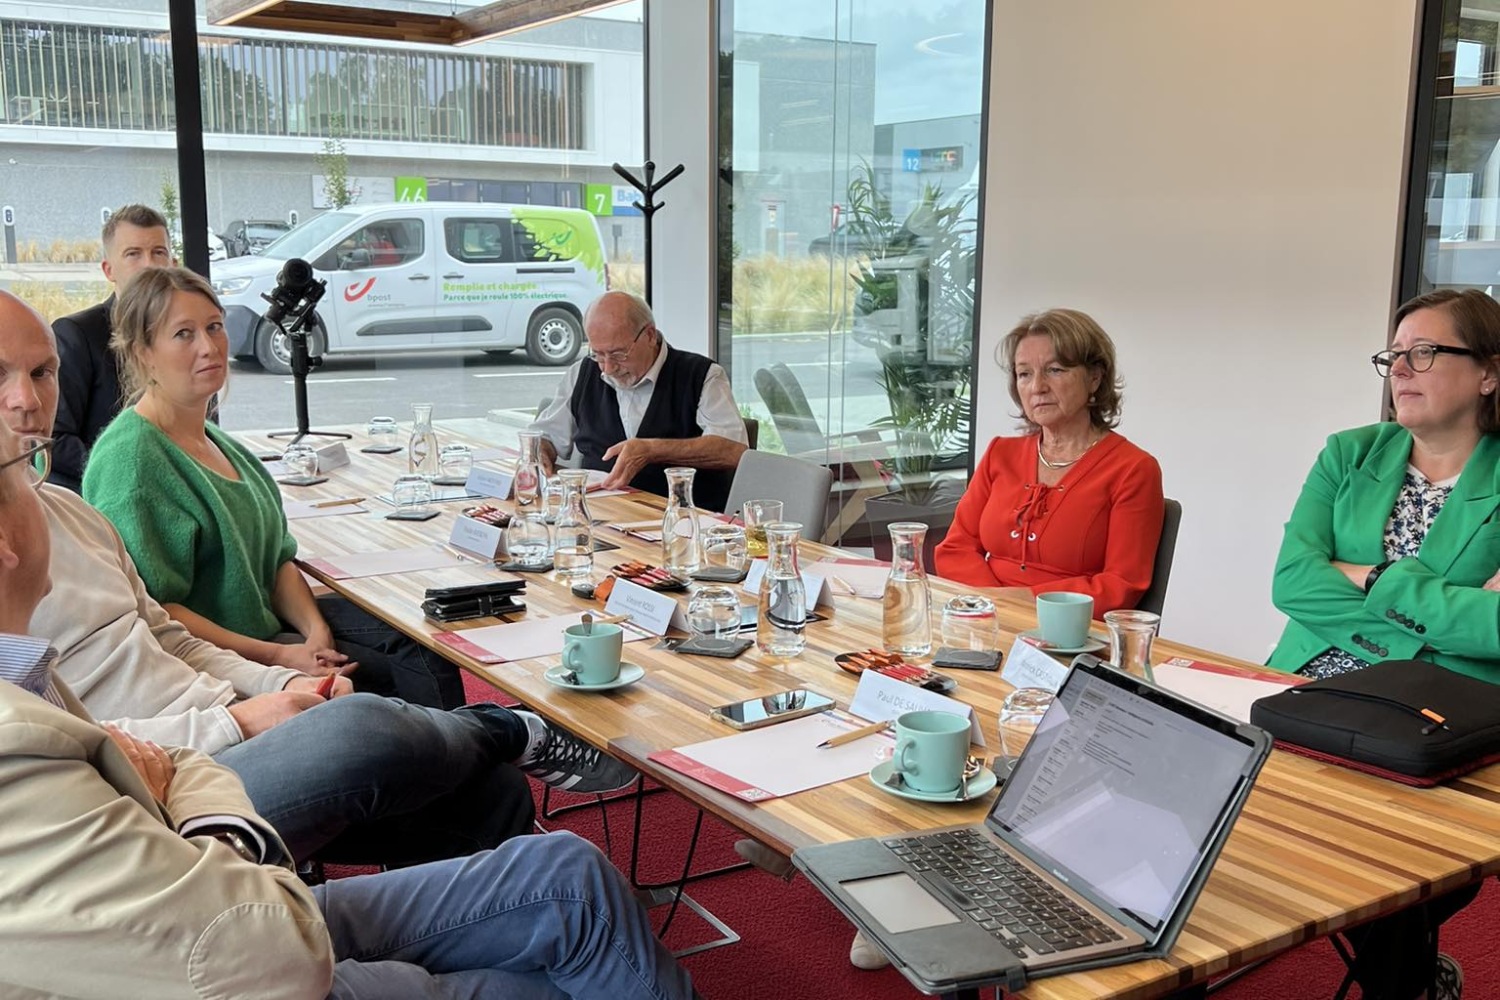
[83,267,463,709]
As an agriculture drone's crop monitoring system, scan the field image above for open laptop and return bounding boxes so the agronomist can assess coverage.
[792,655,1272,995]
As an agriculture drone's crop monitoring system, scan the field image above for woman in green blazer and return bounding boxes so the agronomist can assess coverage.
[1268,287,1500,1000]
[1270,287,1500,684]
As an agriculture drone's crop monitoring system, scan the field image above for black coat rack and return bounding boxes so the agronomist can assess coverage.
[611,160,684,307]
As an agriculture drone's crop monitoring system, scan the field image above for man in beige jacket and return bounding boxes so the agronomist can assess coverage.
[0,422,700,998]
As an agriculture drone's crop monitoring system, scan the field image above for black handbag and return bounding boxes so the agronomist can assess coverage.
[1249,659,1500,786]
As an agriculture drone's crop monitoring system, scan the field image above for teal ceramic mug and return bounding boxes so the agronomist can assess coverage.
[1035,591,1094,648]
[891,710,970,793]
[562,622,624,684]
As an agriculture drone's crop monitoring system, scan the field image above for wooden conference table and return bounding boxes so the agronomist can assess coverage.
[259,433,1500,1000]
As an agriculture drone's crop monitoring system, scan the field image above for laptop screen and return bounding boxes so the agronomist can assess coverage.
[987,665,1261,934]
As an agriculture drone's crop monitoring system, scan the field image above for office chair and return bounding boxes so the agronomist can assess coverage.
[1135,498,1182,617]
[724,450,834,542]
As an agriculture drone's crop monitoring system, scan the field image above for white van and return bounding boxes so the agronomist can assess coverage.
[210,202,607,374]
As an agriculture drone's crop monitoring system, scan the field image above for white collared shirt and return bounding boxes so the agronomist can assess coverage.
[530,342,747,459]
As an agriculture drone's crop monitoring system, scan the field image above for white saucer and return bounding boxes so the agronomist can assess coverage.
[868,759,999,803]
[1016,628,1108,656]
[544,662,645,691]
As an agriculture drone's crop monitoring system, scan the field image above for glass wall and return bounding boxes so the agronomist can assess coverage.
[0,0,644,450]
[716,0,986,546]
[1410,0,1500,298]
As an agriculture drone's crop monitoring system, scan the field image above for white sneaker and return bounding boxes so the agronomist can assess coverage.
[849,930,891,970]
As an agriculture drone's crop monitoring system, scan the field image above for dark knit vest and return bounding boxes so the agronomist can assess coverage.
[570,348,733,512]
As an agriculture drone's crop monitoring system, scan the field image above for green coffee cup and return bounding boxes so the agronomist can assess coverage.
[562,622,624,684]
[891,710,970,793]
[1035,591,1094,648]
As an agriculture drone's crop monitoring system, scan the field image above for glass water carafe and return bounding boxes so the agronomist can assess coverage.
[882,521,933,657]
[408,402,439,478]
[514,430,544,507]
[757,521,807,658]
[553,469,595,580]
[661,467,702,575]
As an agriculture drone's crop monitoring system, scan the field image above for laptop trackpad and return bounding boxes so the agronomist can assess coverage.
[842,873,963,934]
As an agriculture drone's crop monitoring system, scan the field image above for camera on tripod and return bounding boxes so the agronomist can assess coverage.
[262,257,326,336]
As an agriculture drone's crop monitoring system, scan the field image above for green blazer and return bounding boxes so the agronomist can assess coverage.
[1268,423,1500,682]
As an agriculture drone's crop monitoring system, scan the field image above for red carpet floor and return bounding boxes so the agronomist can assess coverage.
[458,675,1500,1000]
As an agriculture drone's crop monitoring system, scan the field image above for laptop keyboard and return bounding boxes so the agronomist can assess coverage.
[881,829,1124,958]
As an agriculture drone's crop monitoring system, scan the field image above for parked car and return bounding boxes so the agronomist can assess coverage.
[209,201,607,374]
[221,218,291,258]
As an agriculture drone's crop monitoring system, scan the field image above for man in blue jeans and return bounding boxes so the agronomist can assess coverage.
[0,288,634,866]
[0,417,701,1000]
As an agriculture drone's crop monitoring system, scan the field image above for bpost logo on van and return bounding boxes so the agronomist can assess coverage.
[343,278,393,305]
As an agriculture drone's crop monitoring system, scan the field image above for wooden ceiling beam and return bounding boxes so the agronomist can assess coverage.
[207,0,632,46]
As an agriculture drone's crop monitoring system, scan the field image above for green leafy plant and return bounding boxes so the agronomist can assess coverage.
[841,161,977,479]
[159,174,184,262]
[316,114,359,209]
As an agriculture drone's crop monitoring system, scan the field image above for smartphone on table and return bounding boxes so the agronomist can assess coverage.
[709,689,836,730]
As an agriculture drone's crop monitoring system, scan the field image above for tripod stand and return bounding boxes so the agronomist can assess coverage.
[266,303,351,445]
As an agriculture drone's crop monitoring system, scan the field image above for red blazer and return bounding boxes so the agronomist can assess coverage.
[934,433,1164,613]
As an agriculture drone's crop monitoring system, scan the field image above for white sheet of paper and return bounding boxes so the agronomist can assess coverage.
[816,559,888,599]
[468,446,517,463]
[282,500,368,520]
[466,465,515,500]
[304,545,462,580]
[1001,639,1071,693]
[659,713,892,799]
[1151,662,1297,724]
[741,559,830,608]
[848,669,985,746]
[433,610,653,663]
[603,577,682,635]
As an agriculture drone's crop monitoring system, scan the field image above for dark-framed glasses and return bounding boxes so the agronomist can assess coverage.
[586,323,652,365]
[1370,344,1476,377]
[0,436,51,491]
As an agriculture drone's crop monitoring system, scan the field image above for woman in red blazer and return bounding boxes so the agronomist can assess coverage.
[934,308,1164,613]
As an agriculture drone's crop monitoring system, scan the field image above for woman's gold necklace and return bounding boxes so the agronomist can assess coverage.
[1038,434,1100,470]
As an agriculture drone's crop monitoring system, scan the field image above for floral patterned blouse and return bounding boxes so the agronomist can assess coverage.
[1298,467,1458,679]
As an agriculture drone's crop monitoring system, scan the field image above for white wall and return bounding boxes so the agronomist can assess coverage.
[979,0,1421,661]
[642,0,716,356]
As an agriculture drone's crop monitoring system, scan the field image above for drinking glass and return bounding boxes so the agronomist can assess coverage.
[998,687,1055,764]
[281,443,319,480]
[541,475,566,522]
[366,416,400,451]
[742,498,784,559]
[1104,609,1161,683]
[505,511,553,568]
[702,523,749,572]
[941,595,1001,651]
[687,585,743,642]
[554,544,592,579]
[391,473,433,513]
[437,443,473,484]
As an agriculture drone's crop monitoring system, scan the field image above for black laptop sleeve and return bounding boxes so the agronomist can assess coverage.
[421,580,526,622]
[1249,660,1500,786]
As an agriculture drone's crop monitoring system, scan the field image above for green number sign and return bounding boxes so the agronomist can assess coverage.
[585,183,613,217]
[395,177,429,202]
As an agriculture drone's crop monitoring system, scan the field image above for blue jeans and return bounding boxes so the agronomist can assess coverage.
[317,594,466,709]
[313,832,701,1000]
[216,695,535,865]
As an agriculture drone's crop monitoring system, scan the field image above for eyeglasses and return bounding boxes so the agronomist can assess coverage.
[1370,344,1477,377]
[0,436,51,491]
[587,323,652,365]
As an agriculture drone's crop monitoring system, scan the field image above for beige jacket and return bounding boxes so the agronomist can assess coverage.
[0,678,333,999]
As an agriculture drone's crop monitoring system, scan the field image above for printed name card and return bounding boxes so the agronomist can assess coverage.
[603,576,684,635]
[1001,639,1071,693]
[741,560,831,608]
[848,669,986,746]
[448,515,504,560]
[314,441,350,471]
[465,465,514,500]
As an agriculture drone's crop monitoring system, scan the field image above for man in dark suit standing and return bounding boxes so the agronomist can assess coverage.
[51,204,174,493]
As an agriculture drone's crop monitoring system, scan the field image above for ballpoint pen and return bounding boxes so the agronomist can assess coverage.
[310,496,366,508]
[817,718,891,749]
